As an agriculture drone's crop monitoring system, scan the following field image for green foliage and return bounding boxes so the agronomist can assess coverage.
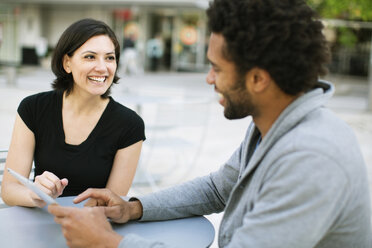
[338,28,358,47]
[307,0,372,21]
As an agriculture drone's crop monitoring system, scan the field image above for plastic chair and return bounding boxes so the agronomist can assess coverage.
[0,150,35,208]
[0,150,8,208]
[132,98,211,192]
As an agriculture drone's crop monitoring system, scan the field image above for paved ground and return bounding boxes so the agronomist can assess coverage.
[0,67,371,247]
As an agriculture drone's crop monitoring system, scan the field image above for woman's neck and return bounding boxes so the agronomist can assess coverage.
[63,90,108,115]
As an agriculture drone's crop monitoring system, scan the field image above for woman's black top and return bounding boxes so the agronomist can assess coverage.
[17,90,145,196]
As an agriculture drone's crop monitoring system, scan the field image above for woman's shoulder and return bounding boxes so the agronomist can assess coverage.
[17,90,61,131]
[108,97,144,124]
[109,98,141,116]
[19,90,62,116]
[21,90,60,105]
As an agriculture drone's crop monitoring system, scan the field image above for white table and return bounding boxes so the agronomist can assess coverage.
[0,196,215,248]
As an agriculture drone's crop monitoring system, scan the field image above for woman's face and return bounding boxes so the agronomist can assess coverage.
[63,35,117,97]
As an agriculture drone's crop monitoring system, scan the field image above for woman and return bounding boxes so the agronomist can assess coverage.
[1,19,145,207]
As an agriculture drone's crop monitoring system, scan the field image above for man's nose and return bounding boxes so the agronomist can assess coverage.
[206,68,215,85]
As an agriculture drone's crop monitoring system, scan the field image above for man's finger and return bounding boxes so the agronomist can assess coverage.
[48,204,74,217]
[102,206,117,219]
[102,206,127,223]
[73,188,110,204]
[54,216,64,225]
[84,198,98,207]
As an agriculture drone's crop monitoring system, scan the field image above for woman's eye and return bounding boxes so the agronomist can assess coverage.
[107,56,116,61]
[84,55,95,59]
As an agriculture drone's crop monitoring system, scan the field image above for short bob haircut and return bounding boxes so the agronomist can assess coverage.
[51,18,120,98]
[207,0,331,95]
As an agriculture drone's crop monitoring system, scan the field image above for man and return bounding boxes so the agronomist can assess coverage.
[147,33,164,71]
[49,0,372,247]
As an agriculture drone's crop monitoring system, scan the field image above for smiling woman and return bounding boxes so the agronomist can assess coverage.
[0,19,146,208]
[62,35,117,97]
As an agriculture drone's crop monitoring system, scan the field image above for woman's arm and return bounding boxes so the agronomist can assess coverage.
[106,141,143,196]
[1,114,68,207]
[1,114,38,207]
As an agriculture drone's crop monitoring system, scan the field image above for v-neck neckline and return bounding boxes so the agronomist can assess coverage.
[57,91,112,148]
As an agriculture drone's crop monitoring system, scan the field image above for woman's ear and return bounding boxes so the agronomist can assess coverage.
[62,55,71,73]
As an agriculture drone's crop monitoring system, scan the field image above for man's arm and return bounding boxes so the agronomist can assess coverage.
[136,139,246,221]
[132,126,253,221]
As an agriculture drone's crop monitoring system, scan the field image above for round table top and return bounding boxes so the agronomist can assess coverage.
[0,196,215,248]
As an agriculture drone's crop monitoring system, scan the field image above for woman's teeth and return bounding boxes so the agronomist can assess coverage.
[88,76,106,83]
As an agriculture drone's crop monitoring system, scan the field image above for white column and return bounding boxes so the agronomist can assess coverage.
[368,35,372,111]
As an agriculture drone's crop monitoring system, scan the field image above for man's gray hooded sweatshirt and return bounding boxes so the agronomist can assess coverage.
[120,81,371,248]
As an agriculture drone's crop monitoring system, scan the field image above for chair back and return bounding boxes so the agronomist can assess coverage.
[133,98,212,191]
[0,150,8,208]
[0,150,35,208]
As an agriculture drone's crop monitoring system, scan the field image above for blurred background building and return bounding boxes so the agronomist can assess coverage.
[323,19,372,78]
[0,0,210,72]
[0,0,372,108]
[1,0,372,75]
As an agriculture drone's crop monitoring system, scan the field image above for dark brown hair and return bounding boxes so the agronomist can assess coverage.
[51,18,121,98]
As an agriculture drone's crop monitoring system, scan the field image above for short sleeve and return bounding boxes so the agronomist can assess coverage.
[17,94,37,133]
[117,113,146,149]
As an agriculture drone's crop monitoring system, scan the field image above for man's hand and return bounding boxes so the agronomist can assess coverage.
[73,188,143,223]
[48,205,122,248]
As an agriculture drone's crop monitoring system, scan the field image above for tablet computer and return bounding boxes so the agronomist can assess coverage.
[7,168,58,205]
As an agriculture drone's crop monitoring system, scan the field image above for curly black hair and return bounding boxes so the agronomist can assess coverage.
[51,18,120,98]
[207,0,331,95]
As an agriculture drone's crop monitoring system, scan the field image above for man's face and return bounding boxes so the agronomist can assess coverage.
[206,33,256,119]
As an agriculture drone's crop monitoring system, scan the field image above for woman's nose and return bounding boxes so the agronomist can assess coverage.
[95,58,107,72]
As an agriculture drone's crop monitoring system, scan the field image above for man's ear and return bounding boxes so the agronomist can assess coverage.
[245,67,271,93]
[62,55,71,73]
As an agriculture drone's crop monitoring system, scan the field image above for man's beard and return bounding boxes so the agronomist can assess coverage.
[223,78,257,120]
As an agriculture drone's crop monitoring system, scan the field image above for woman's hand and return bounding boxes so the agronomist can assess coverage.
[31,171,68,207]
